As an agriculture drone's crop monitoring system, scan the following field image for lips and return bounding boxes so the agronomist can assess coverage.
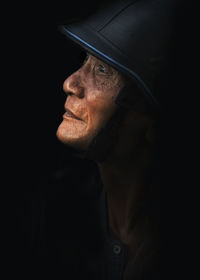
[64,108,82,121]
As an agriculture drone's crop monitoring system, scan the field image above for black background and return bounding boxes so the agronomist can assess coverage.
[5,1,108,183]
[4,0,108,273]
[3,0,198,278]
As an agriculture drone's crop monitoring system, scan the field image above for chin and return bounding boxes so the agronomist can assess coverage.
[56,124,91,151]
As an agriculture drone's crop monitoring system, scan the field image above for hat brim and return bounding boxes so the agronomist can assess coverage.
[58,23,159,107]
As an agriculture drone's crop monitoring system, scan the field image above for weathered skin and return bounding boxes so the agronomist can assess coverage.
[56,54,126,150]
[56,53,157,274]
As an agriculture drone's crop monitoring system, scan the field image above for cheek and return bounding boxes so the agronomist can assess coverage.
[86,78,119,110]
[86,90,118,130]
[84,73,124,130]
[95,71,124,94]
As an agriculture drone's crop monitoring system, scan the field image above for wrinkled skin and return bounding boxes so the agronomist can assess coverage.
[56,54,126,150]
[56,53,158,272]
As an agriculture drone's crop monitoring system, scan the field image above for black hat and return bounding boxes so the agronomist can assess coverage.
[59,0,176,108]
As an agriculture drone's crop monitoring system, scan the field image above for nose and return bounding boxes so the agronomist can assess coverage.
[63,70,84,98]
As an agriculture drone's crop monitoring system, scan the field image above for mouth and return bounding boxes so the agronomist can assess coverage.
[63,108,82,121]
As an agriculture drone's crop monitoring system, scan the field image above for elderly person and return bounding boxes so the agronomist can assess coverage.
[43,0,175,279]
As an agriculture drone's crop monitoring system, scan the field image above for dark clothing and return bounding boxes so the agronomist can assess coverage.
[13,164,159,279]
[31,167,127,280]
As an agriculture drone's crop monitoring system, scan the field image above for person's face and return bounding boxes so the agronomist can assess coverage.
[56,53,126,151]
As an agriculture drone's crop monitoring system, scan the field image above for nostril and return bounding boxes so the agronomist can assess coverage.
[67,81,84,98]
[66,91,73,96]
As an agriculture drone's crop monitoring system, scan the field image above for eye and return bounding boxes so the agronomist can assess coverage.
[98,65,106,73]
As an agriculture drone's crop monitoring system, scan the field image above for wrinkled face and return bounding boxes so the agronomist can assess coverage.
[56,53,126,151]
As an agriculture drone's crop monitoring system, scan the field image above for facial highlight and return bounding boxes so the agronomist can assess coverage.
[56,53,126,151]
